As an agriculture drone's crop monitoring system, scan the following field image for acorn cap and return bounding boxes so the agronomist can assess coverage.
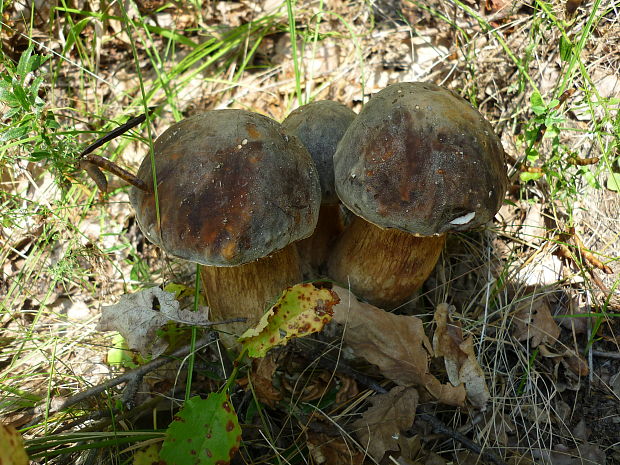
[334,82,508,236]
[130,109,321,266]
[282,100,356,204]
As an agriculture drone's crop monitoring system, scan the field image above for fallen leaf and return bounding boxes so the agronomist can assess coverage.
[306,432,365,465]
[512,296,561,347]
[132,443,160,465]
[249,355,283,408]
[335,374,359,405]
[546,443,606,465]
[565,0,584,17]
[159,393,241,465]
[353,386,419,460]
[432,304,490,409]
[97,287,211,357]
[239,283,339,358]
[0,424,28,465]
[538,345,589,377]
[332,286,466,406]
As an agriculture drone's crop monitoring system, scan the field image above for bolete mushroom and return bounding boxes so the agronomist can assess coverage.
[281,100,356,275]
[328,82,508,308]
[130,109,321,336]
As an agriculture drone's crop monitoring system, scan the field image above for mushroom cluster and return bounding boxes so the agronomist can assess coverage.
[126,81,507,338]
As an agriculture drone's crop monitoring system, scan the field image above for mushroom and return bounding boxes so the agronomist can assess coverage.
[130,109,321,337]
[328,82,508,308]
[281,100,356,275]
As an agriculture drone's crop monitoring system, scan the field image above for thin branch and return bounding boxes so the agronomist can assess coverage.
[81,154,151,193]
[22,327,229,429]
[300,344,507,465]
[79,112,151,158]
[78,109,155,192]
[417,408,508,465]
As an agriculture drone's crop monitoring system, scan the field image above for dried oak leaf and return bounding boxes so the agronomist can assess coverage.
[332,286,465,406]
[353,385,419,461]
[432,304,490,409]
[512,296,560,347]
[97,287,210,357]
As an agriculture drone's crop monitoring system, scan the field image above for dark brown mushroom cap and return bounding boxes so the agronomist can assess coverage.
[130,109,321,266]
[334,82,508,236]
[282,101,356,205]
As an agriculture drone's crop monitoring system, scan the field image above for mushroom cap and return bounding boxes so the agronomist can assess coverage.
[334,82,508,236]
[130,109,321,266]
[282,100,356,204]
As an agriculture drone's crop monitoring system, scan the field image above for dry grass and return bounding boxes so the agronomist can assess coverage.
[1,0,619,464]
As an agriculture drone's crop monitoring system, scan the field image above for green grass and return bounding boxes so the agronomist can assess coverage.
[1,0,619,463]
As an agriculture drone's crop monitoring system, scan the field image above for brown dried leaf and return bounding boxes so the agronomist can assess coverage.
[250,355,282,408]
[335,374,359,405]
[512,296,561,347]
[332,286,465,406]
[97,287,210,357]
[306,432,365,465]
[432,304,490,409]
[538,345,589,377]
[353,386,419,460]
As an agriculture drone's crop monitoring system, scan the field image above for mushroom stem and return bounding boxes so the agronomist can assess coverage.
[296,204,344,277]
[199,245,303,340]
[327,216,446,308]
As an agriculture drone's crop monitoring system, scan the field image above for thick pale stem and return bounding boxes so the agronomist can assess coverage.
[296,204,344,277]
[199,245,303,341]
[327,216,446,308]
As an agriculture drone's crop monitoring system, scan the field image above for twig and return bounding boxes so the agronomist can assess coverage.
[417,408,508,465]
[592,350,620,360]
[78,109,155,192]
[79,112,151,158]
[81,154,152,193]
[299,345,506,465]
[23,333,219,428]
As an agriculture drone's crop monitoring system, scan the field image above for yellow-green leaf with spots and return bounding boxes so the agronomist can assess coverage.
[239,283,340,358]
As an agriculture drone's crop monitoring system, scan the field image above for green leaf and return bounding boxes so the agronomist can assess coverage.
[0,125,30,143]
[559,36,573,62]
[15,44,48,80]
[520,171,544,182]
[16,45,35,80]
[607,172,620,191]
[160,393,241,465]
[106,333,140,368]
[530,92,546,115]
[239,283,340,358]
[11,83,30,108]
[581,170,599,189]
[164,282,197,301]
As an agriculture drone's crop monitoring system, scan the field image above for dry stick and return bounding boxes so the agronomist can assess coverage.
[592,350,620,360]
[79,112,150,158]
[302,347,507,465]
[23,322,241,429]
[416,408,507,465]
[79,110,154,192]
[81,154,152,192]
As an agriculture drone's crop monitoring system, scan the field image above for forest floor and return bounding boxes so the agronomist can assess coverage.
[1,0,619,464]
